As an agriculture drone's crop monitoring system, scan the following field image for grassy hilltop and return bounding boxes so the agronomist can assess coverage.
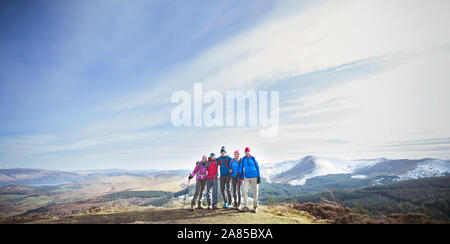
[3,205,319,224]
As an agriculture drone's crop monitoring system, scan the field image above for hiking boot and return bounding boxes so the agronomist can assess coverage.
[207,206,212,210]
[241,207,250,212]
[190,205,195,211]
[222,203,228,209]
[212,206,219,210]
[197,205,204,210]
[252,207,258,213]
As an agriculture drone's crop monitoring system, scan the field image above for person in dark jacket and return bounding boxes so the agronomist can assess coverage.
[239,147,261,213]
[217,146,233,209]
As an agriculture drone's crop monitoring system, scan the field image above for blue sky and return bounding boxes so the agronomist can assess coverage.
[1,0,450,170]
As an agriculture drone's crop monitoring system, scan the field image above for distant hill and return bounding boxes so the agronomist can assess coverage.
[0,168,189,186]
[0,169,189,218]
[283,176,450,221]
[0,168,82,186]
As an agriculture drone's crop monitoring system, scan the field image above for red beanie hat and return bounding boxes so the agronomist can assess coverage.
[234,150,240,155]
[245,147,250,153]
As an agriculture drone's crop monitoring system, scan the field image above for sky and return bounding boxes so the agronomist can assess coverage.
[0,0,449,170]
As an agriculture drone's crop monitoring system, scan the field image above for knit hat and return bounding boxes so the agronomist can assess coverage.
[234,150,240,156]
[220,146,226,153]
[210,153,216,158]
[202,155,207,161]
[245,147,250,153]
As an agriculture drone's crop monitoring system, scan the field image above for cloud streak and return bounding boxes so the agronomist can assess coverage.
[1,0,450,169]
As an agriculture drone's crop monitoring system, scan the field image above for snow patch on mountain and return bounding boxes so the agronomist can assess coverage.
[351,175,368,179]
[396,159,450,181]
[287,157,350,186]
[263,156,388,184]
[347,158,388,172]
[261,160,299,182]
[262,156,449,186]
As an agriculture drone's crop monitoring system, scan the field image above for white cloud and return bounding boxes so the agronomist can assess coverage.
[103,0,450,110]
[274,47,450,160]
[51,0,450,166]
[81,108,171,136]
[4,0,450,169]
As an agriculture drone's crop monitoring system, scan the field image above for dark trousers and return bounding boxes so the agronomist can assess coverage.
[206,178,218,207]
[232,177,243,207]
[191,179,206,207]
[220,175,232,204]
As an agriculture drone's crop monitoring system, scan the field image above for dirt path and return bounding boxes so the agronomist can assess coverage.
[8,205,321,224]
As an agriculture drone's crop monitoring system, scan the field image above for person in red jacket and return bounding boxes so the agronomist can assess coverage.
[205,153,219,210]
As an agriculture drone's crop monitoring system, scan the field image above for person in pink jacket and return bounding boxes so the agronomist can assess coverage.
[188,155,208,210]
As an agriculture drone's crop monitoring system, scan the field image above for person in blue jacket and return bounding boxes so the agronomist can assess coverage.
[239,147,261,213]
[217,146,233,209]
[231,149,243,210]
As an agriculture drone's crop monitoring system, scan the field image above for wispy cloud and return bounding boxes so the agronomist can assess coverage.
[1,0,450,169]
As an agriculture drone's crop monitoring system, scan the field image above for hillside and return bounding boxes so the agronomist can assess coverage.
[258,174,398,202]
[2,205,320,224]
[285,176,450,221]
[3,202,440,224]
[0,171,188,218]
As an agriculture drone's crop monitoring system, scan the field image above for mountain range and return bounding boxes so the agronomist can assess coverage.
[0,168,188,186]
[2,156,449,187]
[261,156,450,185]
[1,156,449,221]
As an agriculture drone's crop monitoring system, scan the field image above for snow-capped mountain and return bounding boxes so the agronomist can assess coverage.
[395,159,450,181]
[271,156,349,185]
[261,156,450,186]
[260,160,301,181]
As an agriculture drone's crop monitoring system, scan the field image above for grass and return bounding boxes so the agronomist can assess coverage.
[5,205,321,224]
[265,205,328,224]
[19,195,55,207]
[0,194,25,201]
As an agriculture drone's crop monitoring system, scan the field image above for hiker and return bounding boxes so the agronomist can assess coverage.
[206,153,219,210]
[239,147,261,213]
[188,155,208,211]
[217,146,233,209]
[231,149,243,210]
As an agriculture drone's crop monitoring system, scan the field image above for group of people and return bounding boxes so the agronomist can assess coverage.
[188,146,261,213]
